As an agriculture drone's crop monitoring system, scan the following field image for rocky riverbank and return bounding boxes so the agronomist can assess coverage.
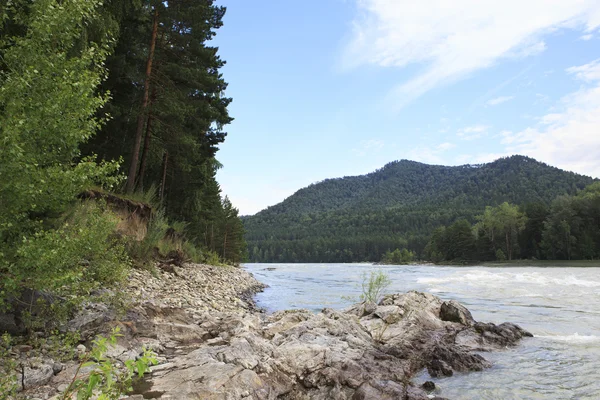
[12,263,532,399]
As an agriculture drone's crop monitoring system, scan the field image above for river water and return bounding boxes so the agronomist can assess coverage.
[243,263,600,399]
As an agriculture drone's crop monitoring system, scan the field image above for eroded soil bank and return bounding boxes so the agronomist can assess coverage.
[14,263,531,400]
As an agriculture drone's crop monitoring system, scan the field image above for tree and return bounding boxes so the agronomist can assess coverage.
[476,203,526,260]
[495,202,527,260]
[0,0,124,307]
[0,0,119,245]
[542,196,578,260]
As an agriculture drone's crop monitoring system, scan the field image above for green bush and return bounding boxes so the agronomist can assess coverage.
[381,248,416,264]
[495,248,507,261]
[0,334,18,400]
[1,201,130,324]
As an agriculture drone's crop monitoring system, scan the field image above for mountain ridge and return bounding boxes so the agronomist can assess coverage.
[243,155,597,262]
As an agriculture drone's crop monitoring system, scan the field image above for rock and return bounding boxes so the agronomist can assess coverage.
[421,380,435,391]
[76,344,87,355]
[440,300,474,326]
[23,364,54,389]
[15,264,531,400]
[427,359,454,377]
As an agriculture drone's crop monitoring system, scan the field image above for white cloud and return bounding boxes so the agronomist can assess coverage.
[436,142,456,151]
[343,0,600,106]
[457,124,489,140]
[487,96,514,106]
[567,59,600,81]
[498,60,600,178]
[352,139,385,156]
[408,142,456,164]
[580,33,594,40]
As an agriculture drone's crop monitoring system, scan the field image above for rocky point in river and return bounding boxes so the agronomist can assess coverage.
[12,263,531,400]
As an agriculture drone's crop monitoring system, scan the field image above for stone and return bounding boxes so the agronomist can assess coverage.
[440,300,474,326]
[23,364,54,389]
[16,263,531,400]
[421,381,435,391]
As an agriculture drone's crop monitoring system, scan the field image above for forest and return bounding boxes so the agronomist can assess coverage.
[244,156,598,263]
[0,0,245,311]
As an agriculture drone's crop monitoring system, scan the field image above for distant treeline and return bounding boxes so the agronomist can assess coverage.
[426,182,600,263]
[244,156,597,263]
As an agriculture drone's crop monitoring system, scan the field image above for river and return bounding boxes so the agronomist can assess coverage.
[243,263,600,399]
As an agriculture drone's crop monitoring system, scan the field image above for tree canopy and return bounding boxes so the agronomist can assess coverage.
[244,156,596,263]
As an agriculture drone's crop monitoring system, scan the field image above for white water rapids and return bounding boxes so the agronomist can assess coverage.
[243,263,600,399]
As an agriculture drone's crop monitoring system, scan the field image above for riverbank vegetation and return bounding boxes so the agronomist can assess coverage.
[425,182,600,263]
[0,0,244,325]
[244,156,597,263]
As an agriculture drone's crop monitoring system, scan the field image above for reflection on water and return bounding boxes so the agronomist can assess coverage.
[244,263,600,400]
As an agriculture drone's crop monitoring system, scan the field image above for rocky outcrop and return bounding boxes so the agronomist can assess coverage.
[15,264,531,400]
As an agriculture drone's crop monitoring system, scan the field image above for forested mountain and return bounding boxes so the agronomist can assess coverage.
[244,156,596,262]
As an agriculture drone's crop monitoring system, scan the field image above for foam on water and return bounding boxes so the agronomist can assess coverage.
[418,269,600,288]
[537,333,600,344]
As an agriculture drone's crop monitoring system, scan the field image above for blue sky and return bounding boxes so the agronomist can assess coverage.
[212,0,600,215]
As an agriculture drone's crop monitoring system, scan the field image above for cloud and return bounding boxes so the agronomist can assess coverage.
[408,142,455,164]
[343,0,600,106]
[352,139,385,156]
[566,58,600,81]
[457,124,489,140]
[580,33,594,40]
[487,96,515,106]
[498,60,600,178]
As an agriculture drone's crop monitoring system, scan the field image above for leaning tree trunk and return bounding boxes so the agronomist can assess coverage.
[126,8,159,193]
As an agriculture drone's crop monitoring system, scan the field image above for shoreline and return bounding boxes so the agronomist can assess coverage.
[13,263,531,400]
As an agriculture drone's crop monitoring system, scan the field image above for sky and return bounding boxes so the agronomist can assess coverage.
[212,0,600,215]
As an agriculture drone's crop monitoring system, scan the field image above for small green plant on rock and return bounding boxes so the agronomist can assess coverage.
[60,327,157,400]
[360,269,392,304]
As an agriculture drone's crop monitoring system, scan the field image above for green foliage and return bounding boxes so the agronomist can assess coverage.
[0,334,18,400]
[0,0,120,243]
[360,270,392,304]
[245,156,595,262]
[424,219,477,262]
[425,181,600,263]
[381,248,415,264]
[2,202,130,323]
[495,249,506,261]
[60,327,157,400]
[77,1,245,264]
[128,209,170,269]
[0,0,129,319]
[476,202,527,260]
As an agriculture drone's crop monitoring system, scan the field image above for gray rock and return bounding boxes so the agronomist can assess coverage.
[16,263,531,400]
[23,364,54,389]
[440,300,474,325]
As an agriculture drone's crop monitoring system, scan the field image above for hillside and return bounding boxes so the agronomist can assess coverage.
[243,156,596,262]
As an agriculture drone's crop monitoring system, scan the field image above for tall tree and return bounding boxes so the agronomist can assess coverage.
[494,202,527,260]
[0,0,119,245]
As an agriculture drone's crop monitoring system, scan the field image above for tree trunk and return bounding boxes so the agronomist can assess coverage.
[222,229,228,260]
[125,8,159,193]
[136,113,154,192]
[159,150,168,202]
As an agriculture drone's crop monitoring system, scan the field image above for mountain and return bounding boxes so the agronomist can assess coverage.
[243,156,596,263]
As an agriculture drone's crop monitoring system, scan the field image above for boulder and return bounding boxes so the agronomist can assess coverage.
[439,300,474,326]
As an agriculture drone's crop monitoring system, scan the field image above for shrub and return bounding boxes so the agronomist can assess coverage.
[1,201,130,327]
[495,248,507,261]
[360,269,392,304]
[60,327,157,399]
